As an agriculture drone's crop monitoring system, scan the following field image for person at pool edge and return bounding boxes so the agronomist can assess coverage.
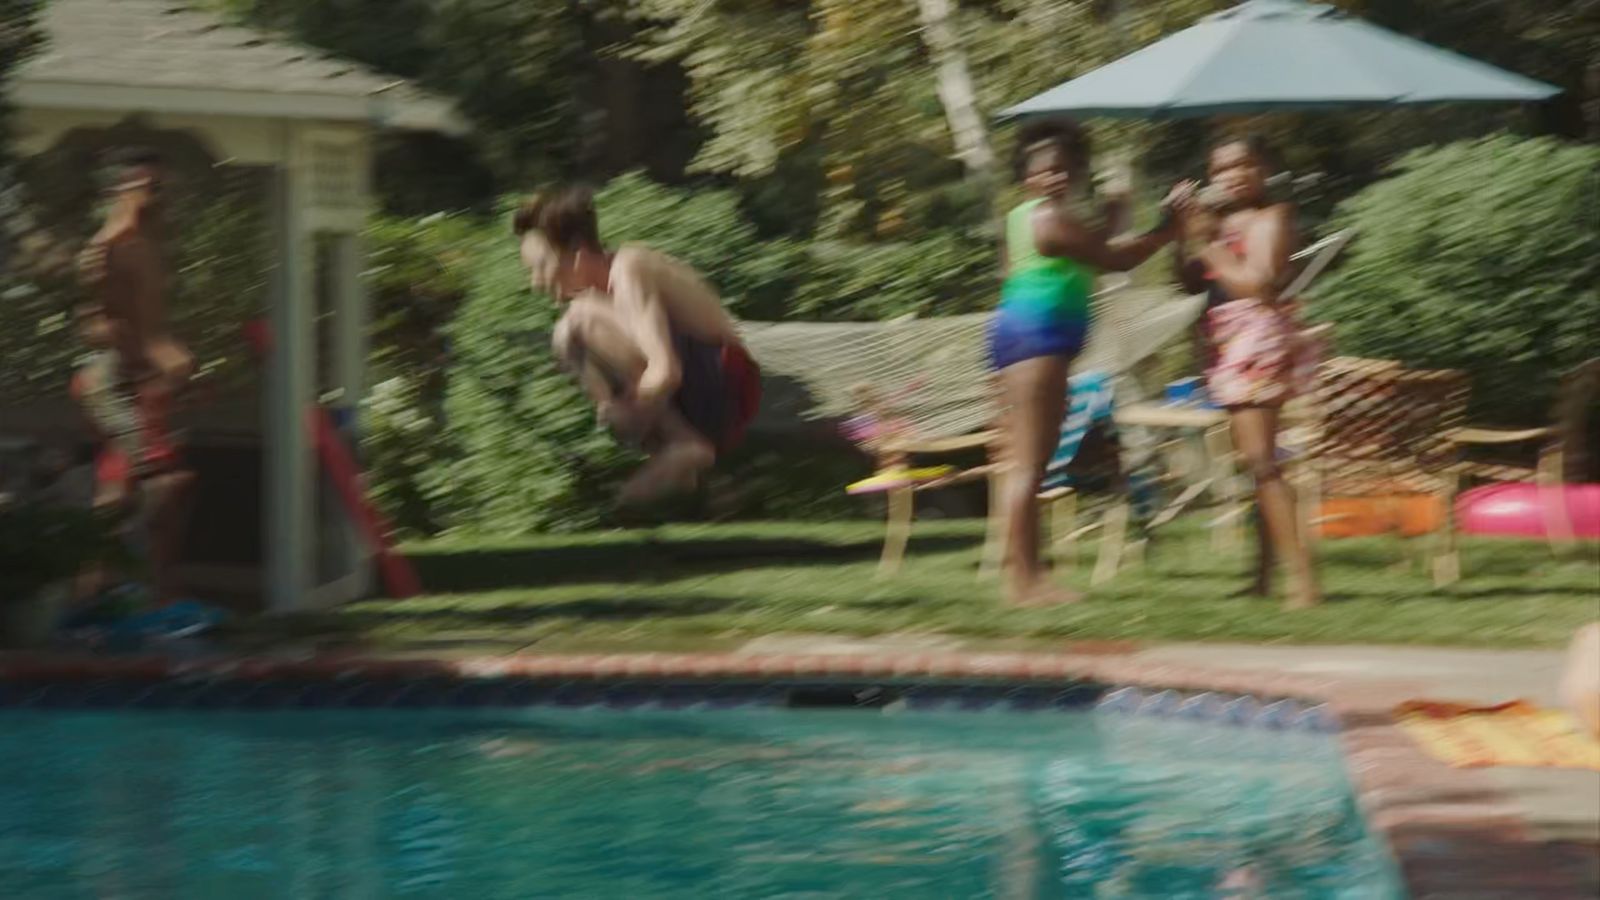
[72,146,198,611]
[993,120,1194,608]
[513,187,761,505]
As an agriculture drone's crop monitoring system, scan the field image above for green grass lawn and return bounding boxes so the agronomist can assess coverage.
[266,518,1600,651]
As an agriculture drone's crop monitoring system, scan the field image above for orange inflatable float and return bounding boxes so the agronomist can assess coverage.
[1316,494,1445,539]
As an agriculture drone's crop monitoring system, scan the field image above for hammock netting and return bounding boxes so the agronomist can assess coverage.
[738,284,1206,440]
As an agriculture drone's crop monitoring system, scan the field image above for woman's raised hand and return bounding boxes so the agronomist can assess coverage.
[1158,180,1201,237]
[1163,180,1200,215]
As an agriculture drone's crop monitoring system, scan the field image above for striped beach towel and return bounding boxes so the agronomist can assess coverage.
[1395,699,1600,771]
[1043,371,1117,491]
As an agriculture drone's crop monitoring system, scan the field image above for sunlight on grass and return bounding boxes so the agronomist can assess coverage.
[306,519,1600,650]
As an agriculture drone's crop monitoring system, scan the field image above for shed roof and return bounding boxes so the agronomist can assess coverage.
[16,0,464,132]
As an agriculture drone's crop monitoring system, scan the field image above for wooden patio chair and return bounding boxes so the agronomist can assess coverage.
[873,427,1002,578]
[1297,357,1471,585]
[989,373,1138,587]
[859,281,1203,584]
[876,374,1133,587]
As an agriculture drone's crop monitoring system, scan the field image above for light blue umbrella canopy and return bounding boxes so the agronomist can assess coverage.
[1001,0,1561,120]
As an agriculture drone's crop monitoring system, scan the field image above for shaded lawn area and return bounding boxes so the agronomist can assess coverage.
[274,519,1599,651]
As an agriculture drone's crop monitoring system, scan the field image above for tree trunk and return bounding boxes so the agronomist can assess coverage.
[1586,60,1600,143]
[911,0,995,180]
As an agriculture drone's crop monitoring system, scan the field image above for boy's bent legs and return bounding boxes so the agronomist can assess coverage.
[617,410,715,506]
[552,296,647,418]
[553,298,713,504]
[999,355,1078,607]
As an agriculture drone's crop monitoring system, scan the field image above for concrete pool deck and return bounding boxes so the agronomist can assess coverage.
[2,637,1595,896]
[1131,643,1600,847]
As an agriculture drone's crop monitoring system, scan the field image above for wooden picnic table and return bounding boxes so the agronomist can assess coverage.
[1113,402,1243,541]
[1113,402,1228,430]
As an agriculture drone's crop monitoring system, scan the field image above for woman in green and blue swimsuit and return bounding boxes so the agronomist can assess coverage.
[994,121,1192,607]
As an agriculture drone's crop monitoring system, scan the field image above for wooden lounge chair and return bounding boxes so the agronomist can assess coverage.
[1298,357,1470,585]
[873,372,1133,585]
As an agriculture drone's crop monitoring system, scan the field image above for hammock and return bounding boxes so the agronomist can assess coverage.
[738,283,1206,440]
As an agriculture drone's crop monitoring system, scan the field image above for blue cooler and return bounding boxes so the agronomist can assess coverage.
[1165,378,1203,406]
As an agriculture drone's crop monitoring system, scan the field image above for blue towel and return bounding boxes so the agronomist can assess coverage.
[1043,371,1116,490]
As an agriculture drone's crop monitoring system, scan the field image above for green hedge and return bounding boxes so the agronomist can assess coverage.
[425,213,631,534]
[359,213,481,535]
[1314,136,1600,426]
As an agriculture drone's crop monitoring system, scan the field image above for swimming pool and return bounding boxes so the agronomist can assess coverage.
[0,701,1400,898]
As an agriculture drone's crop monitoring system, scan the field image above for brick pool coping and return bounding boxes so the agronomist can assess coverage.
[0,650,1588,898]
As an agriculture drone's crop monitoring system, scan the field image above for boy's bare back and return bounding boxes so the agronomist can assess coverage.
[80,224,188,385]
[609,244,740,346]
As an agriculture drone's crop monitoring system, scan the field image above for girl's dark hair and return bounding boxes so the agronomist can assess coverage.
[1214,133,1281,172]
[1012,119,1091,183]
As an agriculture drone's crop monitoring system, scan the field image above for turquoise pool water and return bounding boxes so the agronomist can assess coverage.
[0,708,1401,898]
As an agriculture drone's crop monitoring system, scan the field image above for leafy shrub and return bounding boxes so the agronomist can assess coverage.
[363,373,445,537]
[359,213,482,535]
[1313,136,1600,426]
[425,213,624,535]
[792,232,994,321]
[366,212,480,381]
[587,171,806,322]
[708,439,872,522]
[0,0,43,282]
[0,503,128,601]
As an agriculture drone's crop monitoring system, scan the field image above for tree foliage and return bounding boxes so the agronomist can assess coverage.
[1313,135,1600,426]
[222,0,582,186]
[11,0,1595,535]
[0,0,44,283]
[215,0,699,198]
[358,213,481,535]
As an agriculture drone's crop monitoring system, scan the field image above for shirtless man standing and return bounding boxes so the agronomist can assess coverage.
[72,147,196,607]
[512,187,760,504]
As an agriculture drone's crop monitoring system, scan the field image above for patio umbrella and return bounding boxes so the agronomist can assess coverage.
[1000,0,1561,120]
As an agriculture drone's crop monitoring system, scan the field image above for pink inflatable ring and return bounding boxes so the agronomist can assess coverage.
[1457,483,1600,539]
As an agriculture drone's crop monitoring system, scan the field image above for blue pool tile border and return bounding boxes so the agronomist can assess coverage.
[0,675,1336,731]
[1094,686,1339,733]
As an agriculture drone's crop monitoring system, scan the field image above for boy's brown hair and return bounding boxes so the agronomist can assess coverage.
[511,186,602,252]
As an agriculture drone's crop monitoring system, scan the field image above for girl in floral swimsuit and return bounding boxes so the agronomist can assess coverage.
[1176,136,1322,610]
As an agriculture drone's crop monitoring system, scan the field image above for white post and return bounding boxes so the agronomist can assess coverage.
[332,233,367,417]
[265,123,315,613]
[331,230,372,597]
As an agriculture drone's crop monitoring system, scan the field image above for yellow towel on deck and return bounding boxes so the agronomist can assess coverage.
[1394,699,1600,771]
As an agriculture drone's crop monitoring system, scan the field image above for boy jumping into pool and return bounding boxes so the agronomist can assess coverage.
[512,187,760,504]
